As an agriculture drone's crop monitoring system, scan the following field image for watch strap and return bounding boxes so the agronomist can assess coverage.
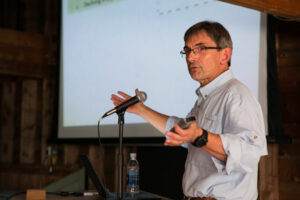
[192,129,208,147]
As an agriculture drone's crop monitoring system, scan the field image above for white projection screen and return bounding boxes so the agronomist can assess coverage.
[58,0,268,140]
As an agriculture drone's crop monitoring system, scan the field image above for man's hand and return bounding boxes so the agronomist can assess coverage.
[164,122,202,146]
[110,89,145,115]
[110,88,169,133]
[165,122,227,162]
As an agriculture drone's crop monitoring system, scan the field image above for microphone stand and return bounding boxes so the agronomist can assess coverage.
[117,111,125,200]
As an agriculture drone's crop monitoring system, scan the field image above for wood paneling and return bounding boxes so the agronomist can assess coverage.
[0,0,61,190]
[0,81,16,163]
[276,22,300,50]
[103,146,118,191]
[20,80,38,164]
[0,60,55,78]
[283,123,300,138]
[0,29,56,78]
[279,157,300,182]
[276,18,300,200]
[41,79,56,163]
[0,28,44,49]
[278,66,300,93]
[220,0,300,19]
[0,0,24,30]
[279,181,300,200]
[23,0,44,33]
[277,50,300,69]
[259,144,279,200]
[281,94,300,122]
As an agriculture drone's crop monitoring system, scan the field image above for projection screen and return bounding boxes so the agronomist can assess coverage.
[58,0,267,140]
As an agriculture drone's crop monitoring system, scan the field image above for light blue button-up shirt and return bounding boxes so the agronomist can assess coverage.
[165,69,268,200]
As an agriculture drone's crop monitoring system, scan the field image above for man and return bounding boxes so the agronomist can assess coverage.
[111,21,267,200]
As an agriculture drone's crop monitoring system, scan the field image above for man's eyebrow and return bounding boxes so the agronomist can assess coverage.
[194,43,205,46]
[184,43,205,49]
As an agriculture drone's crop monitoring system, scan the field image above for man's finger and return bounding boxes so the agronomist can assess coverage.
[173,124,185,135]
[164,138,183,146]
[117,91,131,99]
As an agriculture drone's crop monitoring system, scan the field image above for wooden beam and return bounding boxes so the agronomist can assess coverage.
[0,28,44,49]
[220,0,300,19]
[0,60,56,79]
[0,29,56,78]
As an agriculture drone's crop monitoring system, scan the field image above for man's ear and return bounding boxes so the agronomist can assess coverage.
[220,47,232,66]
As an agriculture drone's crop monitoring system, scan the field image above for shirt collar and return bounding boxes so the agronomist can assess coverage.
[196,69,234,99]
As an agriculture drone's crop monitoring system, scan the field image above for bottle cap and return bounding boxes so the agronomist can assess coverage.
[130,153,136,159]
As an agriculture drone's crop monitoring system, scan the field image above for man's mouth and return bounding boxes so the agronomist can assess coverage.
[188,64,199,71]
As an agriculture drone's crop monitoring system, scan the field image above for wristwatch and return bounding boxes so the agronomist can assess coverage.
[192,129,208,147]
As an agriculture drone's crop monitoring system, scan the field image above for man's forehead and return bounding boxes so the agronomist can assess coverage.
[185,32,215,47]
[184,42,204,49]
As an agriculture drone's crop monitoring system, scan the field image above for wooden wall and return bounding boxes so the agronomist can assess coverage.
[0,1,299,200]
[276,19,300,200]
[0,0,126,193]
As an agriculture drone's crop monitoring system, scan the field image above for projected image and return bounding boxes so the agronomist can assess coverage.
[60,0,263,138]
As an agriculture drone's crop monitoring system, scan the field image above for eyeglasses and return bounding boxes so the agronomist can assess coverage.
[180,46,222,57]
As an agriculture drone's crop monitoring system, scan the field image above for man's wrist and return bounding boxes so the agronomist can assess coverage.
[192,129,208,147]
[136,103,147,115]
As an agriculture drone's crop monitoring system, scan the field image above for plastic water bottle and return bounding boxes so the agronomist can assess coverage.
[126,153,139,193]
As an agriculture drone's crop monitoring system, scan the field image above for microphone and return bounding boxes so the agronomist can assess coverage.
[99,91,147,122]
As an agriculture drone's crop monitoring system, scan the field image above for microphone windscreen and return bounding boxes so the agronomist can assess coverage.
[137,91,147,103]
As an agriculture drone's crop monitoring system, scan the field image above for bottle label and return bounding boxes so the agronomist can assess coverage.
[126,172,139,187]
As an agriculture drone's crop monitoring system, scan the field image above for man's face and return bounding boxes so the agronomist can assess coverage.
[185,31,228,86]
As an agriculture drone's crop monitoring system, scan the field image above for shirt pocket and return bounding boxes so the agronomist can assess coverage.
[200,114,222,134]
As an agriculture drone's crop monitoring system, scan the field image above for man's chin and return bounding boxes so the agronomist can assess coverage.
[189,73,201,82]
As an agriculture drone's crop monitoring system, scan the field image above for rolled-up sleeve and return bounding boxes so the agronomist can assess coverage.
[218,93,268,175]
[165,116,189,148]
[164,116,180,132]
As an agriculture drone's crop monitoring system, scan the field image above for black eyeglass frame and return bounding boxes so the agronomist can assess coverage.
[180,46,222,56]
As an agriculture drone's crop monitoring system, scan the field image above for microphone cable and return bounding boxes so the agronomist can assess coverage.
[97,118,102,146]
[96,117,108,188]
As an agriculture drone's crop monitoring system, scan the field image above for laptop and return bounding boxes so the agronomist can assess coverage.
[80,154,166,200]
